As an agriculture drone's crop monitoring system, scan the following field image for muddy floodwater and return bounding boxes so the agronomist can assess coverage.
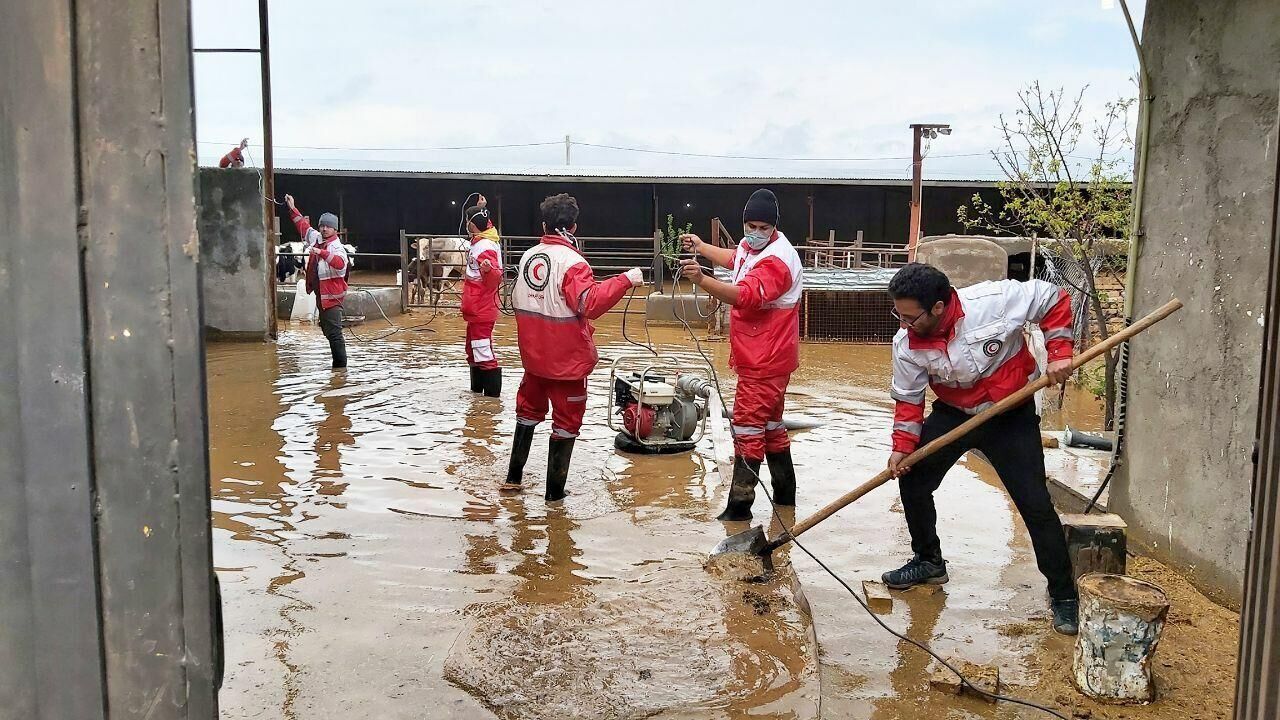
[208,313,1234,719]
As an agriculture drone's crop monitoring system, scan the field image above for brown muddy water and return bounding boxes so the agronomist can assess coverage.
[208,312,1228,720]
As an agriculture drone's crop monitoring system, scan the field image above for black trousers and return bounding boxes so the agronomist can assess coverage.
[899,400,1076,601]
[318,304,347,368]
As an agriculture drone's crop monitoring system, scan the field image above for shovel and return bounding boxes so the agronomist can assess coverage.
[712,298,1184,569]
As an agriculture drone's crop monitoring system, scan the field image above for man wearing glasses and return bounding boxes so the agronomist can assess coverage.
[881,262,1080,635]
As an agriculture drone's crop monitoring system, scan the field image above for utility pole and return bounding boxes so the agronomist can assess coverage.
[565,134,571,166]
[259,0,277,338]
[907,123,951,262]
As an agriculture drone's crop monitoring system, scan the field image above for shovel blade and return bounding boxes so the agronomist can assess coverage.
[711,524,768,557]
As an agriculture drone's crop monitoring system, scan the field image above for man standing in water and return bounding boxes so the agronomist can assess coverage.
[502,193,645,502]
[881,262,1080,634]
[462,203,503,396]
[677,188,803,521]
[285,194,349,370]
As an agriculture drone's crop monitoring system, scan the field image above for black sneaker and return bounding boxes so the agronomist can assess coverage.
[882,554,949,589]
[1051,598,1079,635]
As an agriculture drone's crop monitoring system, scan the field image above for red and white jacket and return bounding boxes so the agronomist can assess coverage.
[218,146,244,168]
[728,231,804,378]
[512,235,631,380]
[462,226,503,324]
[289,208,348,310]
[891,280,1074,453]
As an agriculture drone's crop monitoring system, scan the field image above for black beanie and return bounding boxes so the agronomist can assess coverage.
[742,188,779,226]
[466,206,491,230]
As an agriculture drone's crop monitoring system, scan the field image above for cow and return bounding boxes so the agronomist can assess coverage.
[276,241,305,284]
[276,241,356,285]
[408,236,467,306]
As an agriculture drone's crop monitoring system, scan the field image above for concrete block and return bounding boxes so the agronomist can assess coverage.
[915,236,1008,288]
[1060,513,1127,580]
[928,659,1000,702]
[862,580,892,613]
[644,291,716,326]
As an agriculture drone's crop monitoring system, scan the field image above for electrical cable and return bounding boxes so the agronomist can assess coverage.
[665,264,1071,720]
[202,140,562,152]
[620,285,659,356]
[341,288,437,343]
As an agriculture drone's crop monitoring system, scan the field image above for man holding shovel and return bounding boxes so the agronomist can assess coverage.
[882,262,1080,634]
[678,188,804,521]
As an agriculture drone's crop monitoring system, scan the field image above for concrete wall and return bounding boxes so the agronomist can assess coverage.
[198,168,269,338]
[916,236,1008,288]
[1113,0,1280,605]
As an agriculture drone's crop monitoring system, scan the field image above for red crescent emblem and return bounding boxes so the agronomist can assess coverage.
[532,263,546,281]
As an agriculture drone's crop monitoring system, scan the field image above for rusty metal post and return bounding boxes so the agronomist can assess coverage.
[807,192,815,242]
[259,0,277,338]
[399,230,408,313]
[907,124,924,262]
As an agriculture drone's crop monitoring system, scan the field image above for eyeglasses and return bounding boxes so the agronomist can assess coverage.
[890,307,928,326]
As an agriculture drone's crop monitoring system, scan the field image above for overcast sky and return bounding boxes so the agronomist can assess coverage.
[191,0,1147,180]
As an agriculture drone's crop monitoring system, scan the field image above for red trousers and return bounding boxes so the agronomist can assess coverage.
[466,320,498,370]
[515,373,588,439]
[732,374,791,461]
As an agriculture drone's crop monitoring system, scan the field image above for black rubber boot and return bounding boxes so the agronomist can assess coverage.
[765,449,797,506]
[479,368,502,398]
[469,367,483,393]
[717,456,761,521]
[502,423,535,492]
[545,438,576,503]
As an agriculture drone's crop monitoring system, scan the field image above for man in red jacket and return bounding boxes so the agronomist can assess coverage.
[502,193,645,502]
[219,138,248,168]
[285,194,349,369]
[678,188,803,521]
[881,262,1079,634]
[462,203,504,396]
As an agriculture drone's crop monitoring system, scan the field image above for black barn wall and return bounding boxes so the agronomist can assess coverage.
[271,172,1006,266]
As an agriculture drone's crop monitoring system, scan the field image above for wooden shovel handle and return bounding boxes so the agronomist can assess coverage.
[781,298,1184,543]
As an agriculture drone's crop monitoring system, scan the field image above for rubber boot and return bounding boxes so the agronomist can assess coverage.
[502,423,535,492]
[717,456,761,521]
[765,449,797,506]
[480,368,502,398]
[469,367,483,393]
[545,438,576,503]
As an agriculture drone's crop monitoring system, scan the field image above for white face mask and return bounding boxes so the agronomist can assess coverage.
[743,228,772,250]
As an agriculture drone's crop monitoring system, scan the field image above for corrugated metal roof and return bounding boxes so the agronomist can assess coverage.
[245,160,1010,187]
[713,266,899,291]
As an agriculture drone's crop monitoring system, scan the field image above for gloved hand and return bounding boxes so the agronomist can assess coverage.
[625,267,645,286]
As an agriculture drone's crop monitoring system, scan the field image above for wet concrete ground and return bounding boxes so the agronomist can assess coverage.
[208,312,1231,719]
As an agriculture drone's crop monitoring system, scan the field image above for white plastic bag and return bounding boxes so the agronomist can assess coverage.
[291,278,316,321]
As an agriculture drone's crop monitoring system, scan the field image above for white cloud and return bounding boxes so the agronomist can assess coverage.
[192,0,1145,179]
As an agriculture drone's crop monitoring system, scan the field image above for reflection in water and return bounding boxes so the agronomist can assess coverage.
[507,503,593,607]
[313,373,354,497]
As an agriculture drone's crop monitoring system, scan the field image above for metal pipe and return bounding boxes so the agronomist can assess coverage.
[1096,0,1152,506]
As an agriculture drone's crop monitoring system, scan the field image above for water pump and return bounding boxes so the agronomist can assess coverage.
[607,356,711,454]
